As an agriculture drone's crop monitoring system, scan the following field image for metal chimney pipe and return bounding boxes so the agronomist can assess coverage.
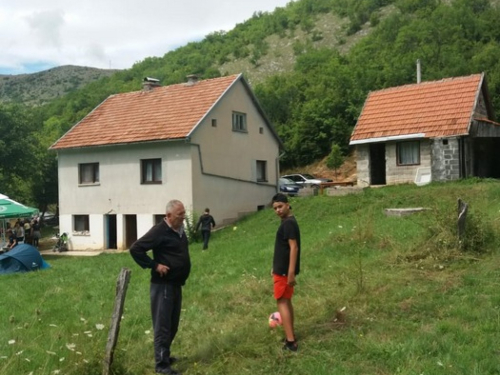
[417,59,421,84]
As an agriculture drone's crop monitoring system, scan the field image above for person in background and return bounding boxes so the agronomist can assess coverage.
[6,229,17,250]
[23,219,32,245]
[14,221,25,244]
[129,200,191,375]
[271,193,301,352]
[32,219,41,248]
[195,208,216,250]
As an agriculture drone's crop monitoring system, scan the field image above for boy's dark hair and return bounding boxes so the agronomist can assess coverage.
[272,193,289,204]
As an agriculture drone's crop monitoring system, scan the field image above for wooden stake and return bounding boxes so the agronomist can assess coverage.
[102,267,131,375]
[457,198,468,243]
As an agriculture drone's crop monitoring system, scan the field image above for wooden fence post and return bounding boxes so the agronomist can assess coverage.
[102,267,132,375]
[457,198,468,243]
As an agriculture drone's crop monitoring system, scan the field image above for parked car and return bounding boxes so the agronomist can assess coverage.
[279,178,302,196]
[281,173,332,187]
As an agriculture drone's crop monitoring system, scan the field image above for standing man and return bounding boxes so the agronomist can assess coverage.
[271,193,301,352]
[195,208,216,250]
[130,200,191,375]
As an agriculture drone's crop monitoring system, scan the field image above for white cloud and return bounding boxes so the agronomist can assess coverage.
[25,9,65,48]
[0,0,293,74]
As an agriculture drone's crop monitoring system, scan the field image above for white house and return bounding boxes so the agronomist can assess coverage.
[50,74,282,251]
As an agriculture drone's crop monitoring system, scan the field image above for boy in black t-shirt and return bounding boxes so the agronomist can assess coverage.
[271,193,301,352]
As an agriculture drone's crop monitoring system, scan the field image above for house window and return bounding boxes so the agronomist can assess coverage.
[232,112,247,132]
[74,215,89,232]
[141,159,162,184]
[259,127,264,134]
[212,119,217,127]
[397,141,420,165]
[79,163,99,184]
[256,160,267,182]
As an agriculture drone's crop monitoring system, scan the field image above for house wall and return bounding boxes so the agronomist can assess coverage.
[385,141,432,185]
[57,142,193,250]
[430,137,461,182]
[355,144,370,187]
[355,140,433,186]
[189,80,280,223]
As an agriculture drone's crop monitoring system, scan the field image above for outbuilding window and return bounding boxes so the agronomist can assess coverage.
[397,141,420,165]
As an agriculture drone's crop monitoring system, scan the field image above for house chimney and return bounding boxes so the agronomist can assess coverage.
[185,74,199,86]
[143,77,161,91]
[416,59,421,84]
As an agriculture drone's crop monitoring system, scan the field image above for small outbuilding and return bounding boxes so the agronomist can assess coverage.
[350,73,500,186]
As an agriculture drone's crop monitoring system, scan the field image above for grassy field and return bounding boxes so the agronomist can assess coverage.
[2,180,500,375]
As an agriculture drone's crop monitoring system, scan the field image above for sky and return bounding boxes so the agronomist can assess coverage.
[0,0,293,75]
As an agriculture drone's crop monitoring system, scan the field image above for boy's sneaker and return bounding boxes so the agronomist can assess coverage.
[283,340,298,352]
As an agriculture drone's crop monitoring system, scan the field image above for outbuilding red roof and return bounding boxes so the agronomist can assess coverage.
[350,74,484,143]
[51,74,242,150]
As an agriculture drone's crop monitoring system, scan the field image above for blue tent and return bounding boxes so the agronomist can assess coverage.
[0,244,50,275]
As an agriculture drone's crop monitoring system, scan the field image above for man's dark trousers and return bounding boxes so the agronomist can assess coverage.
[150,283,182,371]
[202,230,211,250]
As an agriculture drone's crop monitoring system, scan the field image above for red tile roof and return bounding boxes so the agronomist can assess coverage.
[350,74,484,143]
[51,74,242,150]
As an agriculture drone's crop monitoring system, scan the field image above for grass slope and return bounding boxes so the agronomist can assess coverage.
[2,180,500,374]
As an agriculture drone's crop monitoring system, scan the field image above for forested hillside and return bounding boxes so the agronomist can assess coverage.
[2,0,500,212]
[0,65,119,106]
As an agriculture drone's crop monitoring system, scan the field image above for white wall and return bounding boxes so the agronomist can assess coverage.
[189,79,280,223]
[57,142,192,250]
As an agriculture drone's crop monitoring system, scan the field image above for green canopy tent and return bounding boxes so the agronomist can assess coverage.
[0,194,39,248]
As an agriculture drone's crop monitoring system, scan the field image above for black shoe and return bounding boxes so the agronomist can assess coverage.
[156,367,181,375]
[283,340,298,352]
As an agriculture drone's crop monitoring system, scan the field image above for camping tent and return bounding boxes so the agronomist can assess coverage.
[0,244,50,275]
[0,194,39,247]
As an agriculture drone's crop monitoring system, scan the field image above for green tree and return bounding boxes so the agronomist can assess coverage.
[326,143,344,178]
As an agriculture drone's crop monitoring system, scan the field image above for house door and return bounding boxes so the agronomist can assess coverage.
[125,215,137,249]
[105,214,117,250]
[369,143,386,185]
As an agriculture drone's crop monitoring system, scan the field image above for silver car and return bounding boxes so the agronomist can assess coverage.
[281,173,332,187]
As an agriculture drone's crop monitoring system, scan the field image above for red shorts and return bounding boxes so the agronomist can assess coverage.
[273,274,294,300]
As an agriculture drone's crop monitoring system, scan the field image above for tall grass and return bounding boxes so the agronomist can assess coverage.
[2,180,500,374]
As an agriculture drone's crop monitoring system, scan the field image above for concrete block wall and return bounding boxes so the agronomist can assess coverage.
[431,138,461,182]
[355,144,370,187]
[385,141,432,185]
